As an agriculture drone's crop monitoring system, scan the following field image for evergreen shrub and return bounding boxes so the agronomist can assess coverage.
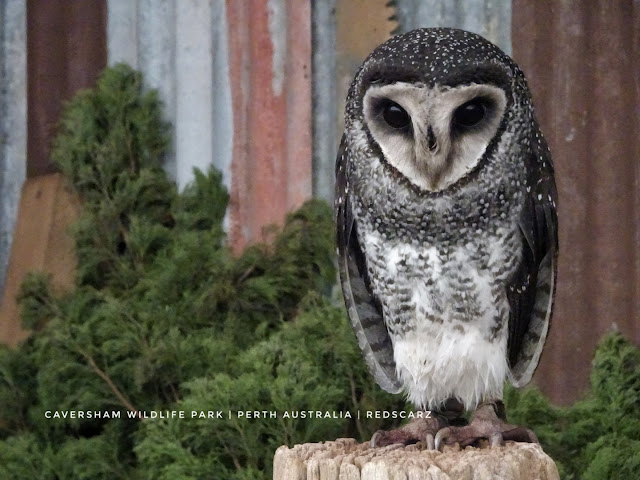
[0,64,403,479]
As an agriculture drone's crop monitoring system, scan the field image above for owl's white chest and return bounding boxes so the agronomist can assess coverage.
[363,230,517,410]
[393,321,508,410]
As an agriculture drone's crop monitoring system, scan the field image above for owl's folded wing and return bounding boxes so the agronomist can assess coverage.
[335,136,403,394]
[507,130,558,387]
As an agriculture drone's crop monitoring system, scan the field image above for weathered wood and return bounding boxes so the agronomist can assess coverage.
[0,173,80,346]
[273,438,559,480]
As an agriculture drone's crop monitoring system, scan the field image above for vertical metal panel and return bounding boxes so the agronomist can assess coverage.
[138,0,178,180]
[311,0,338,203]
[513,0,640,405]
[312,0,397,204]
[27,0,107,178]
[109,0,236,192]
[226,0,312,252]
[109,0,298,247]
[282,1,313,210]
[107,0,139,68]
[0,1,105,300]
[108,0,176,179]
[0,0,27,294]
[210,0,234,218]
[395,0,512,53]
[175,0,215,190]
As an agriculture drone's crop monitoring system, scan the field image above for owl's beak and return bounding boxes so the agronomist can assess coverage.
[427,126,437,151]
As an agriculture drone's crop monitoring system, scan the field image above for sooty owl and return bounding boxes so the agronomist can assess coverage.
[335,28,558,449]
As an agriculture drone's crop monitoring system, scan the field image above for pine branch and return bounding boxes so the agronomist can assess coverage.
[77,348,140,416]
[237,265,256,284]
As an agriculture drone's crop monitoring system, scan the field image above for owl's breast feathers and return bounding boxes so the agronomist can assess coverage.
[355,174,525,409]
[337,131,556,408]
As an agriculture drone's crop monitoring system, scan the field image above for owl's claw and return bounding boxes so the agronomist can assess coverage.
[369,413,446,449]
[433,402,538,449]
[367,402,537,451]
[370,431,381,448]
[489,432,503,447]
[425,433,435,450]
[434,427,450,451]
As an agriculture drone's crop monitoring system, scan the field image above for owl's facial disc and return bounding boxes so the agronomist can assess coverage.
[363,82,507,192]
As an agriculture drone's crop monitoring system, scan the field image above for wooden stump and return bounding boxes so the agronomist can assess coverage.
[273,438,560,480]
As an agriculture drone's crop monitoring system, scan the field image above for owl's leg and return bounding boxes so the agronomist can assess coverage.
[434,400,538,450]
[370,399,464,449]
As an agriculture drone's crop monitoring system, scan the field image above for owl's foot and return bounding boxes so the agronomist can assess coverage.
[370,412,447,449]
[434,401,538,450]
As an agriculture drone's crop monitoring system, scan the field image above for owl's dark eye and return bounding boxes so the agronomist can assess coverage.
[453,99,486,128]
[382,102,411,131]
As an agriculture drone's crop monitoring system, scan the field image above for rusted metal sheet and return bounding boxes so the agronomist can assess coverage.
[226,0,312,253]
[26,0,107,178]
[513,0,640,404]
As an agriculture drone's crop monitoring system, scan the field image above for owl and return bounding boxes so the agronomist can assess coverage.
[335,28,558,449]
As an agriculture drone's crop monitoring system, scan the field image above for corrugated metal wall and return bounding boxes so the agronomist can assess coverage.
[513,0,640,405]
[2,1,639,407]
[107,0,312,252]
[0,1,106,346]
[395,0,511,52]
[107,0,233,193]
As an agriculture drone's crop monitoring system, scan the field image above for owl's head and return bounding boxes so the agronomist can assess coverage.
[346,28,532,193]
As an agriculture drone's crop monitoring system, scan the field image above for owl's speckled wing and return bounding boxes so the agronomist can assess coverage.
[335,135,402,394]
[507,130,558,386]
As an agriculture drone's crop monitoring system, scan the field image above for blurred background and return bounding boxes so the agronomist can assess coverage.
[0,0,638,406]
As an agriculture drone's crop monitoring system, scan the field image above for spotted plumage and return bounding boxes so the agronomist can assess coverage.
[335,28,558,417]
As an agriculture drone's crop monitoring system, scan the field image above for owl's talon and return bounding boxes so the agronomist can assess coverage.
[368,414,446,448]
[489,432,503,447]
[433,402,538,449]
[434,427,451,451]
[425,433,435,450]
[370,431,382,448]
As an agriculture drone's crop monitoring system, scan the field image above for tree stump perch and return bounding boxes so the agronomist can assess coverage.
[273,438,560,480]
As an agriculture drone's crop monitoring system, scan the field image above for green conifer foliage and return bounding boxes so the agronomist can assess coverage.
[0,64,403,479]
[1,64,638,479]
[504,331,640,479]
